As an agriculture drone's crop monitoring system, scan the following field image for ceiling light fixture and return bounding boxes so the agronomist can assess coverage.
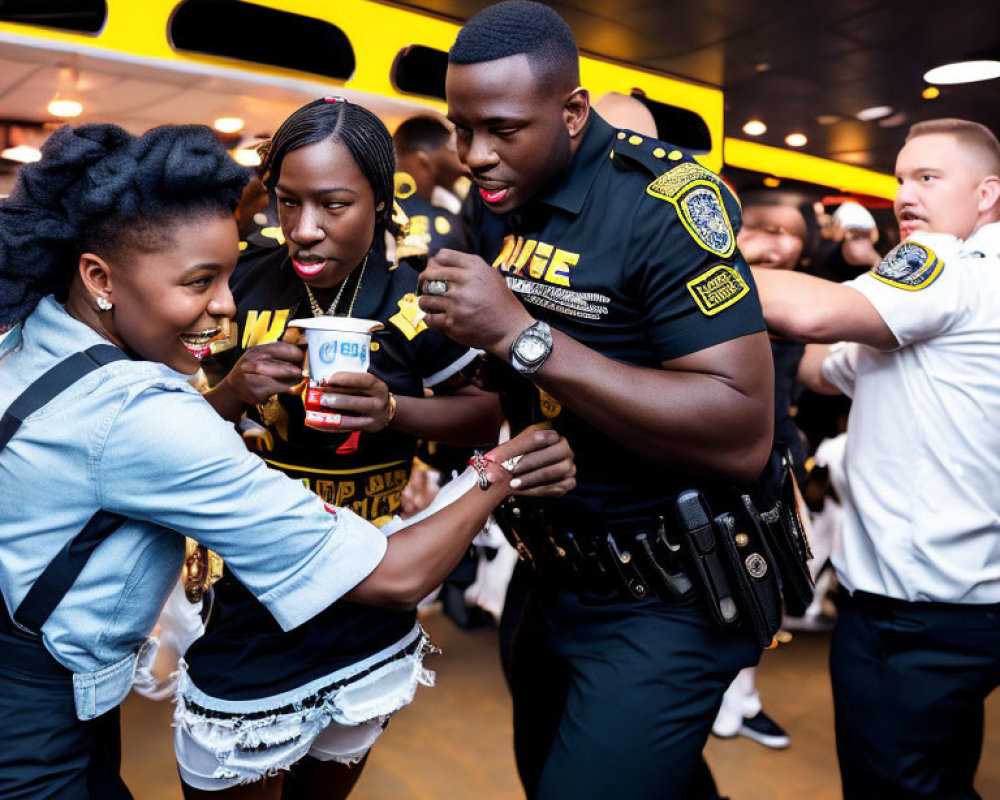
[214,117,245,134]
[742,120,767,136]
[785,133,808,147]
[856,105,893,122]
[47,65,84,119]
[924,60,1000,85]
[1,145,42,163]
[922,86,940,99]
[47,99,83,118]
[763,177,781,188]
[233,148,262,167]
[816,114,841,126]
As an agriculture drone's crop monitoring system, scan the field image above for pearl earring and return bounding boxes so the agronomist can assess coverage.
[96,297,113,311]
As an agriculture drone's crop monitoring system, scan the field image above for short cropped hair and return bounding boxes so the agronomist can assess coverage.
[448,1,579,90]
[394,117,451,156]
[906,118,1000,176]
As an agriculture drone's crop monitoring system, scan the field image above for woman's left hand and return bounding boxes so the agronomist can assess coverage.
[485,428,577,498]
[305,372,395,432]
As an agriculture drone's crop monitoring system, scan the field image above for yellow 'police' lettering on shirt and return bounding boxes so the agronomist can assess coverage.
[870,241,943,291]
[311,467,408,521]
[687,265,750,316]
[389,293,428,340]
[242,309,290,348]
[492,235,580,287]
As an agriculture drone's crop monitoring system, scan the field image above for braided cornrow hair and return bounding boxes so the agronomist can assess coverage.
[258,97,400,245]
[0,123,250,329]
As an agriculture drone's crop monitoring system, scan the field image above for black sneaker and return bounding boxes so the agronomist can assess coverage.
[738,711,790,749]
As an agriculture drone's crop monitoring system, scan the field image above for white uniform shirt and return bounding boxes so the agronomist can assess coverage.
[821,224,1000,603]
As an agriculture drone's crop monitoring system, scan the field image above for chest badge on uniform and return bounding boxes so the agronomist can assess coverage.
[870,241,943,290]
[687,264,750,316]
[389,292,428,340]
[646,163,736,258]
[538,389,562,419]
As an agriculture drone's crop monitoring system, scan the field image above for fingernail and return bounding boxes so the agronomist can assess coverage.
[320,394,338,408]
[510,478,522,488]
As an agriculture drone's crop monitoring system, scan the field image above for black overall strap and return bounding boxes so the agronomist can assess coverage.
[0,344,130,636]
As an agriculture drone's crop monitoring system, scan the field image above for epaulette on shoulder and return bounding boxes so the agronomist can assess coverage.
[612,131,740,259]
[610,130,737,205]
[610,129,691,175]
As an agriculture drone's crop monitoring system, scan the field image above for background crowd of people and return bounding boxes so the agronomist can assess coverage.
[1,2,998,800]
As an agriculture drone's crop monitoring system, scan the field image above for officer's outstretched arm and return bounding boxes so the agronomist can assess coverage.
[752,268,897,350]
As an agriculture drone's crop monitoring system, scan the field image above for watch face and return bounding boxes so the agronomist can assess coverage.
[517,334,547,363]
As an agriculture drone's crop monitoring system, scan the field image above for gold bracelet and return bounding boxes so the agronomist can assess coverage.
[386,392,397,424]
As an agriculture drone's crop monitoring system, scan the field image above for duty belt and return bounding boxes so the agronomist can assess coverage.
[493,499,692,602]
[493,476,814,651]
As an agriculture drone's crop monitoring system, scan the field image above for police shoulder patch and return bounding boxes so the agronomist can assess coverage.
[647,163,736,258]
[687,264,750,316]
[870,241,943,290]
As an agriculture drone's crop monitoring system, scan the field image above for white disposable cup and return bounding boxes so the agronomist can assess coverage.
[286,317,383,383]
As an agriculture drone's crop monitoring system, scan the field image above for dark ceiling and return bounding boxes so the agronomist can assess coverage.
[397,0,1000,173]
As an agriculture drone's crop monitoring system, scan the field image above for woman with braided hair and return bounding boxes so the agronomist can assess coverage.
[0,122,574,799]
[173,97,525,799]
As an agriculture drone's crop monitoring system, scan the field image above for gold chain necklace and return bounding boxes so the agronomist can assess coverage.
[303,253,369,318]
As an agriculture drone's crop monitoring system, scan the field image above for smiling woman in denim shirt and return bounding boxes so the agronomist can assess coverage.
[0,123,574,800]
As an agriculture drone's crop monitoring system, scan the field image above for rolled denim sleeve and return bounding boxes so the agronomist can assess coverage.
[97,382,387,631]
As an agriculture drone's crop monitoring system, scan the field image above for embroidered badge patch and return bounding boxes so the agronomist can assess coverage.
[647,164,736,258]
[870,241,943,290]
[687,265,750,316]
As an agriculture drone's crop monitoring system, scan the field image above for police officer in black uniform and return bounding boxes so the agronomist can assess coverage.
[393,116,468,257]
[417,3,776,799]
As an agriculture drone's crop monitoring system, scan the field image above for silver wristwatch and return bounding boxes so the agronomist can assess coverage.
[509,320,553,374]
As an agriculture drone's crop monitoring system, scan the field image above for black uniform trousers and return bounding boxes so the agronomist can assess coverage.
[500,562,761,800]
[0,604,132,800]
[831,590,1000,800]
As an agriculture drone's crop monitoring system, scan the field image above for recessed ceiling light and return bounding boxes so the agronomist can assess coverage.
[1,145,42,163]
[233,148,261,167]
[214,117,245,134]
[856,105,893,122]
[742,120,767,136]
[924,60,1000,85]
[47,99,83,118]
[816,114,841,126]
[922,86,940,99]
[763,177,781,188]
[754,62,771,73]
[785,133,808,147]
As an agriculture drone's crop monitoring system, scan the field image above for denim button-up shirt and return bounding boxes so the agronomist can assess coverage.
[0,297,388,720]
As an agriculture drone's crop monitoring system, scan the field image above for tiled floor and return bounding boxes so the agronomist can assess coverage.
[121,609,999,799]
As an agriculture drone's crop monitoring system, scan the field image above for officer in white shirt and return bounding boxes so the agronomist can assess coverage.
[753,118,1000,800]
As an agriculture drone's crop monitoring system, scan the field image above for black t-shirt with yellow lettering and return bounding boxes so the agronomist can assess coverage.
[465,112,766,524]
[184,240,477,700]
